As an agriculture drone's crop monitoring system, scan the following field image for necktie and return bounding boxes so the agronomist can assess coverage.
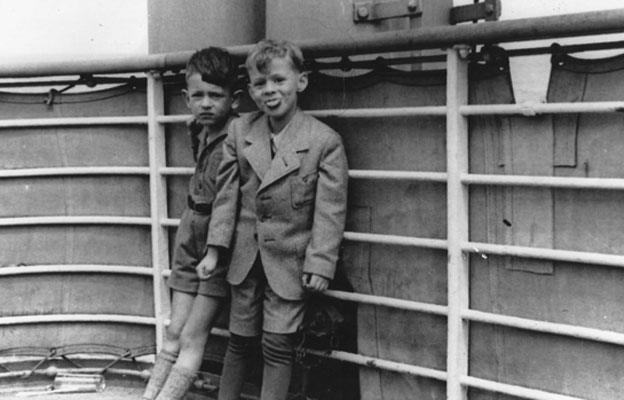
[270,137,276,159]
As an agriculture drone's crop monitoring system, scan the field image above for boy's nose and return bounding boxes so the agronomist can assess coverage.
[263,81,276,93]
[200,96,212,107]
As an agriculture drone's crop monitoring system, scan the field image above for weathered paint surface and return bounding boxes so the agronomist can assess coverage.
[148,0,265,53]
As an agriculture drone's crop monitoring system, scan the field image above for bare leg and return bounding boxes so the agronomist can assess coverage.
[142,291,194,400]
[155,295,222,400]
[176,294,222,371]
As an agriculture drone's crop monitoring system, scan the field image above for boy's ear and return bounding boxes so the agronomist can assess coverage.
[181,89,191,107]
[231,89,242,112]
[297,71,309,92]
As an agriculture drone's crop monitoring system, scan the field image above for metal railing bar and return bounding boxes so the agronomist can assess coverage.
[147,72,170,352]
[161,218,179,227]
[157,115,190,124]
[159,221,448,250]
[0,166,149,178]
[158,107,447,124]
[306,349,447,381]
[349,170,447,181]
[464,241,624,269]
[161,167,448,182]
[343,231,447,249]
[301,9,624,57]
[155,100,624,125]
[461,376,587,400]
[0,265,152,277]
[445,46,471,400]
[160,167,193,176]
[0,116,148,128]
[211,327,230,338]
[324,289,448,315]
[463,174,624,190]
[463,309,624,346]
[0,216,151,226]
[0,314,155,326]
[308,107,447,118]
[3,9,624,77]
[0,368,149,380]
[461,101,624,116]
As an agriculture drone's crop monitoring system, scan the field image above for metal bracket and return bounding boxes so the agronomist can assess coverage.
[449,0,501,25]
[353,0,422,23]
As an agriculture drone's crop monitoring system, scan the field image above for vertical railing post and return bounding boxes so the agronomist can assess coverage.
[147,71,170,351]
[446,46,470,400]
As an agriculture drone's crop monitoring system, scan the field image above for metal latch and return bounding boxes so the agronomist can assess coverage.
[353,0,422,22]
[449,0,501,24]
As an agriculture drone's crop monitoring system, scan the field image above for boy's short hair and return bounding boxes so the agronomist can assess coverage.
[245,39,305,74]
[186,47,239,90]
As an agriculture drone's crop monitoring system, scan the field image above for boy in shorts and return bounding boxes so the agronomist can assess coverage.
[197,39,349,400]
[142,47,239,400]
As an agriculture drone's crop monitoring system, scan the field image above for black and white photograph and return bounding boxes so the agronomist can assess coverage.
[0,1,622,399]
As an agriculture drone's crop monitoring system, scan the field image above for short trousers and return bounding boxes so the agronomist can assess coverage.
[168,208,228,297]
[229,255,305,336]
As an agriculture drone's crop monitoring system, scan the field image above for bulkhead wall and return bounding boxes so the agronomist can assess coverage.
[148,0,266,53]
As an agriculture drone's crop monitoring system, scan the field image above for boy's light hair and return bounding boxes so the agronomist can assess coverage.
[245,39,305,74]
[186,47,239,90]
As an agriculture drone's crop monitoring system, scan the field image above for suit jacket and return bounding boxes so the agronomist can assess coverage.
[207,109,349,300]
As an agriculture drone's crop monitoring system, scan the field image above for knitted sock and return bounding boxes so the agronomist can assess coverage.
[155,365,197,400]
[142,350,178,400]
[260,333,296,400]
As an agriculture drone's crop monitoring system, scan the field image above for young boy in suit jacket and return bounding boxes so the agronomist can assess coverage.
[197,39,349,400]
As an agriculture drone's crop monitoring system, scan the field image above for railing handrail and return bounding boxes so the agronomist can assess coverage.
[2,8,624,78]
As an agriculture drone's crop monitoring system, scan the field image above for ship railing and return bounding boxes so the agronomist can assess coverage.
[2,8,624,400]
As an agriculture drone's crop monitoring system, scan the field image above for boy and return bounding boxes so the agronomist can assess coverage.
[197,39,349,400]
[142,47,239,400]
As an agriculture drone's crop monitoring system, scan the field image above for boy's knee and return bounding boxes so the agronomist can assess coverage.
[228,333,260,355]
[164,323,183,343]
[261,333,297,366]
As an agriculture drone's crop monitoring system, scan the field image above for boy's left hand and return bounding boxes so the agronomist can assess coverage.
[302,273,329,292]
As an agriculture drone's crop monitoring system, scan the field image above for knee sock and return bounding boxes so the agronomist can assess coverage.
[142,349,178,400]
[217,334,260,400]
[154,365,197,400]
[260,333,296,400]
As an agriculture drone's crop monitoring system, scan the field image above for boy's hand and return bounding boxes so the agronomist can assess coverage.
[302,273,329,292]
[196,247,218,280]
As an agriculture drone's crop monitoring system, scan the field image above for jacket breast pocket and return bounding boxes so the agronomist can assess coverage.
[291,172,317,209]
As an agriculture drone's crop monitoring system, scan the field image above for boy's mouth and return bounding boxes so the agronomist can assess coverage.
[265,98,280,108]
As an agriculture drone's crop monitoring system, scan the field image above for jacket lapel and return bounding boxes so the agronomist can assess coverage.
[258,110,309,192]
[242,116,272,181]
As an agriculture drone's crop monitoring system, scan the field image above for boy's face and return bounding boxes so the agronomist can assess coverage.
[248,57,308,130]
[184,73,237,128]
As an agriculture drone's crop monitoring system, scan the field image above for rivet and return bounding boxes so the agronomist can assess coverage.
[357,5,369,19]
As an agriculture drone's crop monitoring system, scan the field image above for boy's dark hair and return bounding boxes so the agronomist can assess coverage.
[186,47,239,90]
[245,39,305,74]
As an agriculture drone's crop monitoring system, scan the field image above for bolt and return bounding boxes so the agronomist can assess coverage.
[357,5,369,19]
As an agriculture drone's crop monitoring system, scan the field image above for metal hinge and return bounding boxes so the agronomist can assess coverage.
[353,0,422,23]
[449,0,501,25]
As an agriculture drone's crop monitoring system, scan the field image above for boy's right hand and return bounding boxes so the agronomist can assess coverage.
[196,247,219,280]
